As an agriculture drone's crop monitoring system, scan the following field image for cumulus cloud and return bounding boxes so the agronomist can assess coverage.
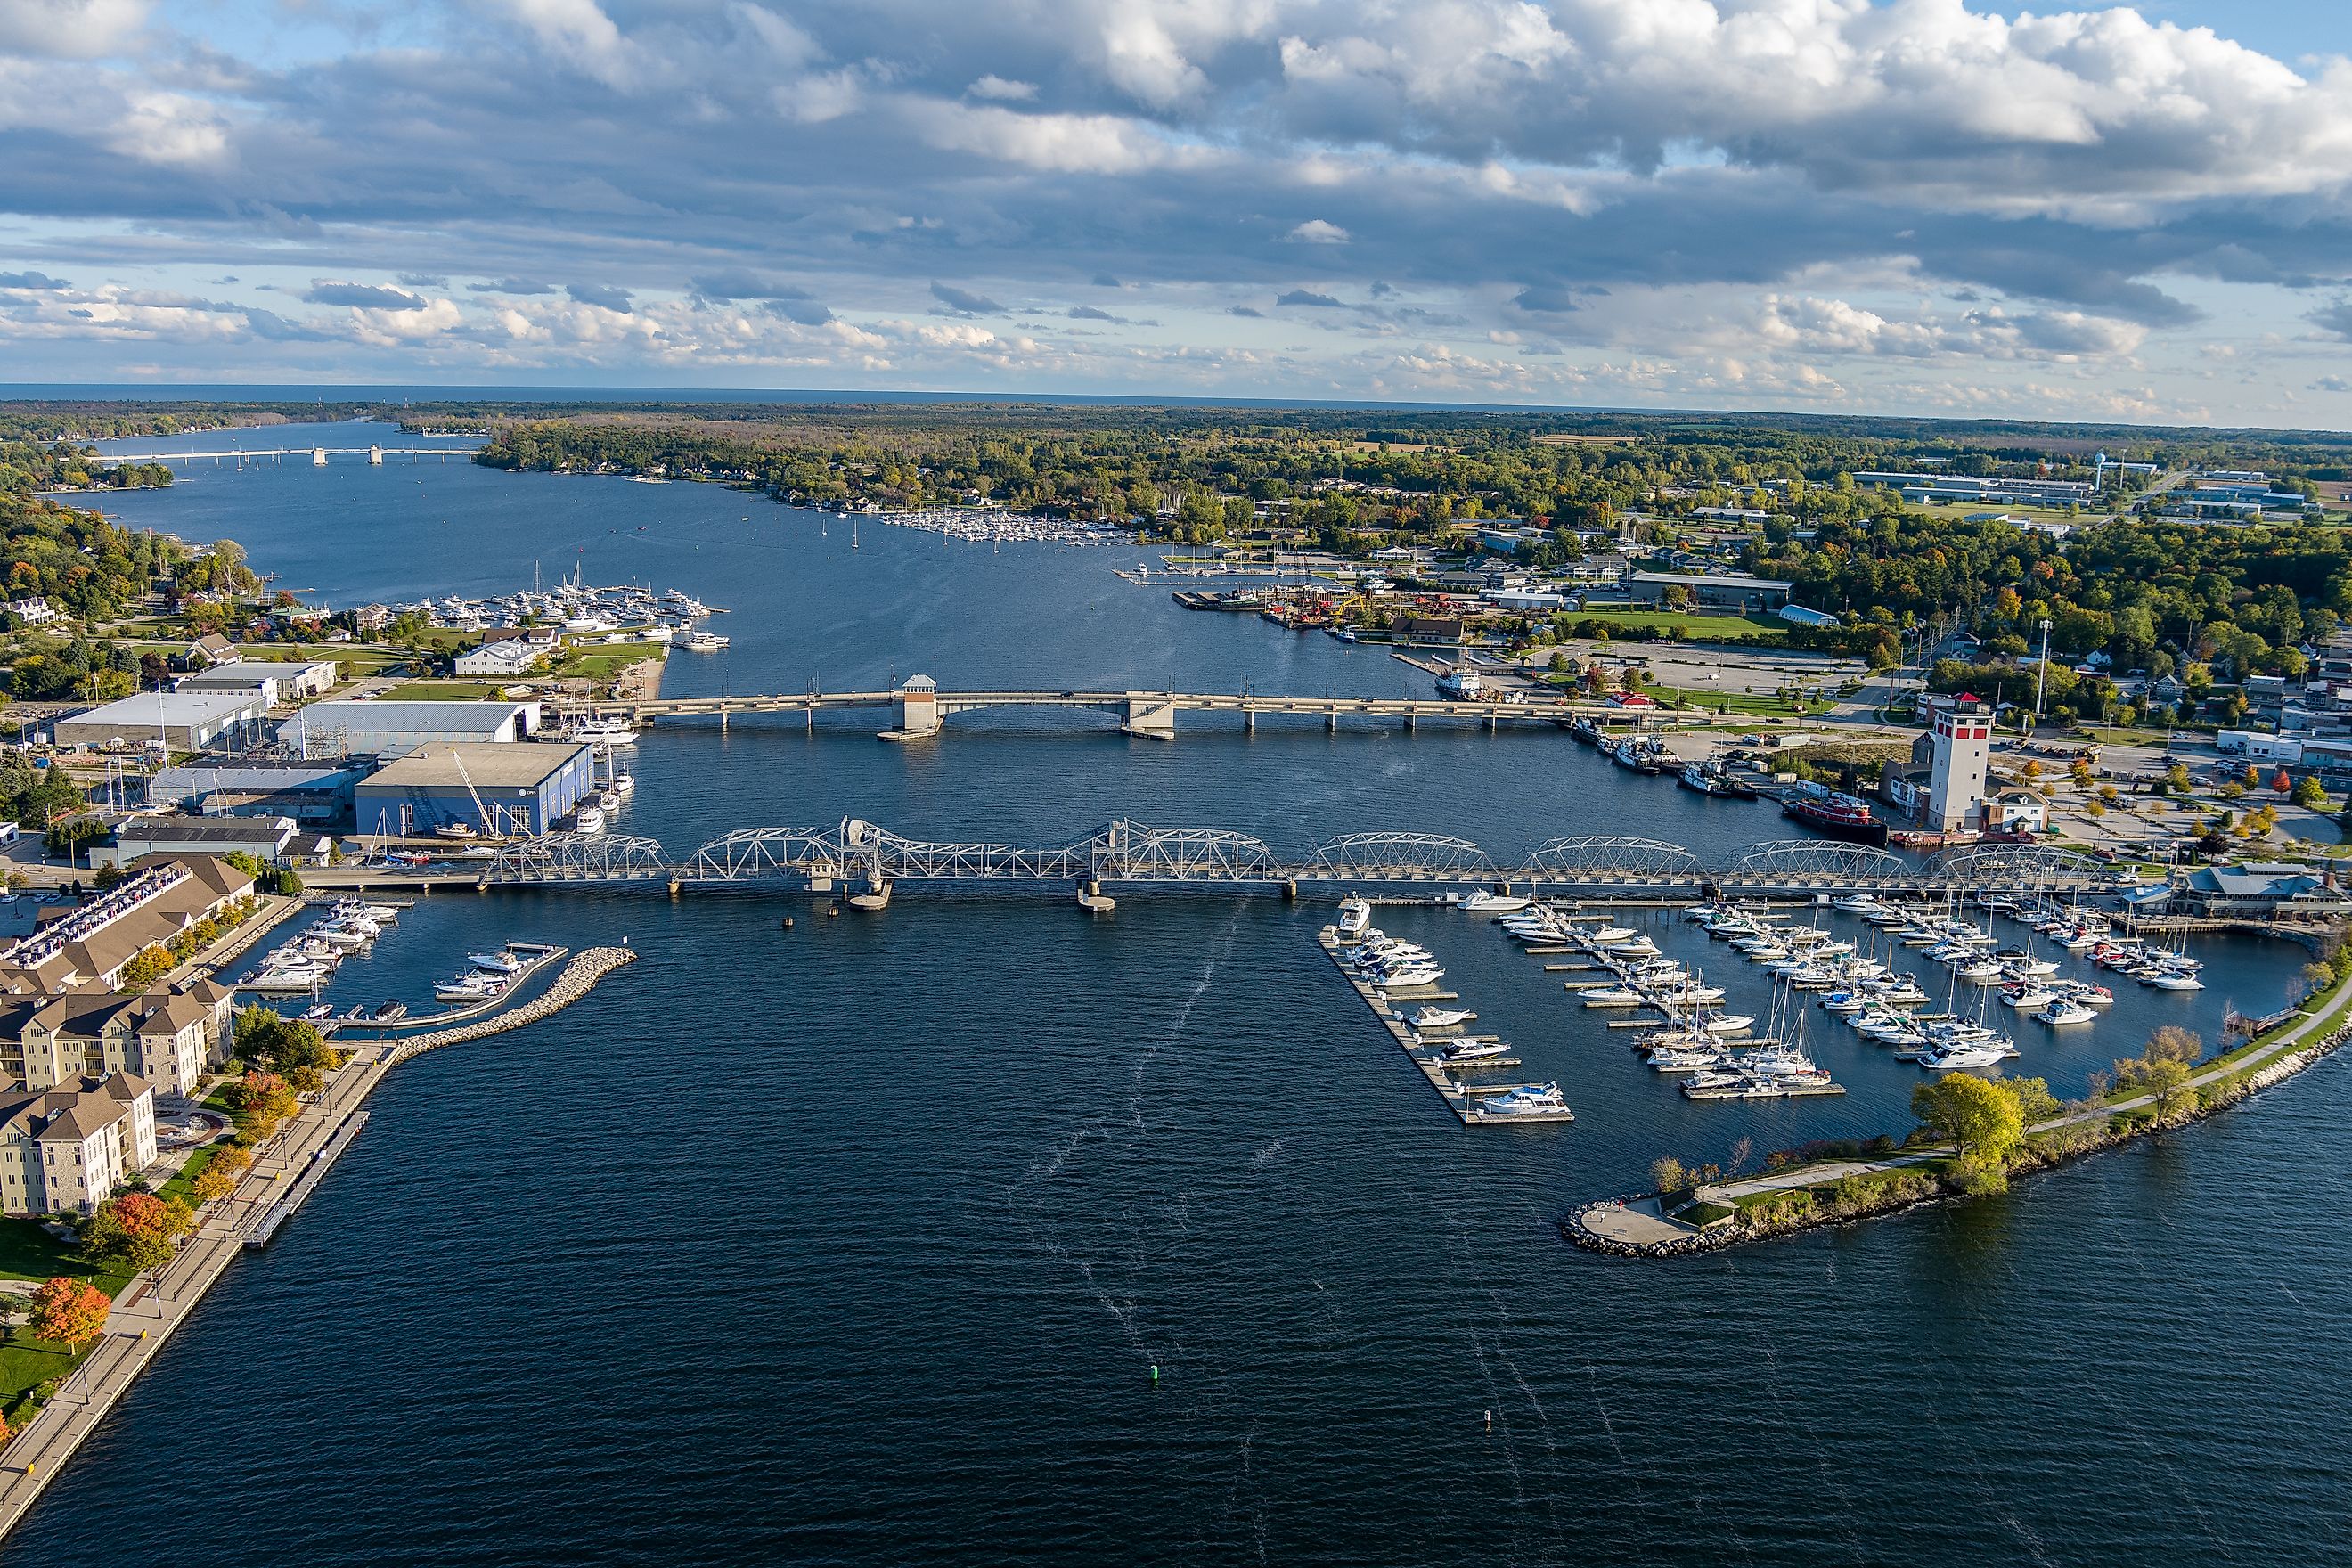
[2309,300,2352,342]
[0,0,2340,416]
[304,281,430,311]
[565,281,633,311]
[0,271,70,290]
[931,282,1004,314]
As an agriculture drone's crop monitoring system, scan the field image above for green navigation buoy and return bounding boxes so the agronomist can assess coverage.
[1150,1364,1160,1384]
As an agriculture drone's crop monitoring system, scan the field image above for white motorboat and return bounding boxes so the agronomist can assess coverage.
[1741,1045,1821,1078]
[1481,1082,1571,1118]
[470,950,525,976]
[1918,1041,2007,1071]
[595,788,622,812]
[1953,958,2004,984]
[1376,963,1445,990]
[1588,927,1638,944]
[612,772,636,796]
[1580,986,1646,1008]
[2037,1001,2096,1025]
[1409,1007,1474,1029]
[435,974,502,1004]
[681,631,730,650]
[1603,936,1661,958]
[1438,1040,1512,1063]
[2146,969,2205,991]
[2002,985,2058,1010]
[1458,891,1532,914]
[1698,1013,1755,1034]
[1335,897,1374,939]
[572,804,608,835]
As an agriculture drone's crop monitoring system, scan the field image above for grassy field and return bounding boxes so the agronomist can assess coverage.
[0,1219,139,1425]
[551,641,667,681]
[1562,609,1789,641]
[375,682,510,701]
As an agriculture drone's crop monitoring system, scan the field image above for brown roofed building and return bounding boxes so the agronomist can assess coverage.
[0,1073,157,1214]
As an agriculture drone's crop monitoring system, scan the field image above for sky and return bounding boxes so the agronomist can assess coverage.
[2,0,2351,426]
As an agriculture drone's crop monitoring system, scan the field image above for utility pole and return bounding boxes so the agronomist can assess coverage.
[2033,617,2054,726]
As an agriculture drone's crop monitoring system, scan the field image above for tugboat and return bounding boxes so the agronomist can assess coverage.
[1677,760,1761,799]
[1780,787,1891,847]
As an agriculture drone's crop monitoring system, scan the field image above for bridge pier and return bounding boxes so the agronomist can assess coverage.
[1123,696,1178,739]
[1325,713,1336,734]
[886,675,942,740]
[1243,712,1254,736]
[1077,880,1115,912]
[1403,714,1415,731]
[848,879,893,911]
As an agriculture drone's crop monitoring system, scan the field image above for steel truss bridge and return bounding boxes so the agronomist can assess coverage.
[471,820,2122,902]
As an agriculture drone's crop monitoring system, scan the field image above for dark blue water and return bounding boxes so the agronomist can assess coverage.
[17,424,2348,1565]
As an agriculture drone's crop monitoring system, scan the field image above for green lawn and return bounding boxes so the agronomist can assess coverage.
[1562,609,1788,640]
[551,641,668,681]
[376,682,509,701]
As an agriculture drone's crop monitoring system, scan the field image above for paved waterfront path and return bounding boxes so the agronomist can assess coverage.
[1702,974,2352,1205]
[0,946,638,1541]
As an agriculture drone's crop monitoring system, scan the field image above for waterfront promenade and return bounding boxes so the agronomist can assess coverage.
[0,947,637,1539]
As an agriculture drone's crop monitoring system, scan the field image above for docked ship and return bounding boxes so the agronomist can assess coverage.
[1780,788,1891,847]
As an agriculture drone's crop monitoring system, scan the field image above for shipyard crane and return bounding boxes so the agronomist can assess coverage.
[449,750,501,838]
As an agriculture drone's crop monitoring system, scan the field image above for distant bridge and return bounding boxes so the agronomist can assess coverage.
[311,821,2124,907]
[618,675,1613,738]
[102,445,477,465]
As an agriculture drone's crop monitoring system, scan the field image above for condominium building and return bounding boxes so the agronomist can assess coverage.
[0,982,233,1098]
[0,1074,158,1216]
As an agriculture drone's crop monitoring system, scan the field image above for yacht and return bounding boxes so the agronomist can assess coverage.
[1335,897,1374,939]
[681,630,730,650]
[2002,984,2059,1011]
[435,974,503,1004]
[1481,1082,1571,1118]
[2037,1001,2097,1025]
[1917,1040,2007,1071]
[1740,1045,1823,1078]
[1438,1040,1512,1064]
[1697,1013,1755,1034]
[1953,958,2005,984]
[1376,963,1445,991]
[1458,891,1532,914]
[470,950,525,976]
[568,716,638,747]
[1580,986,1646,1008]
[612,771,636,796]
[1409,1007,1473,1029]
[1602,935,1661,958]
[2146,968,2205,992]
[572,804,608,835]
[1646,1043,1723,1070]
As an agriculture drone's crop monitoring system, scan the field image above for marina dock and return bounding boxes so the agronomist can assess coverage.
[1317,927,1572,1126]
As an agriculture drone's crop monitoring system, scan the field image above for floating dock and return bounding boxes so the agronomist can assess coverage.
[1318,927,1572,1126]
[242,1109,369,1247]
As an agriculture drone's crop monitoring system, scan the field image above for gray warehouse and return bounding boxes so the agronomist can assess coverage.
[278,698,542,760]
[355,743,596,837]
[53,690,270,752]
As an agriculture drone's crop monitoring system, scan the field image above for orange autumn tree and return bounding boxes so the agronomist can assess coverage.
[29,1277,109,1349]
